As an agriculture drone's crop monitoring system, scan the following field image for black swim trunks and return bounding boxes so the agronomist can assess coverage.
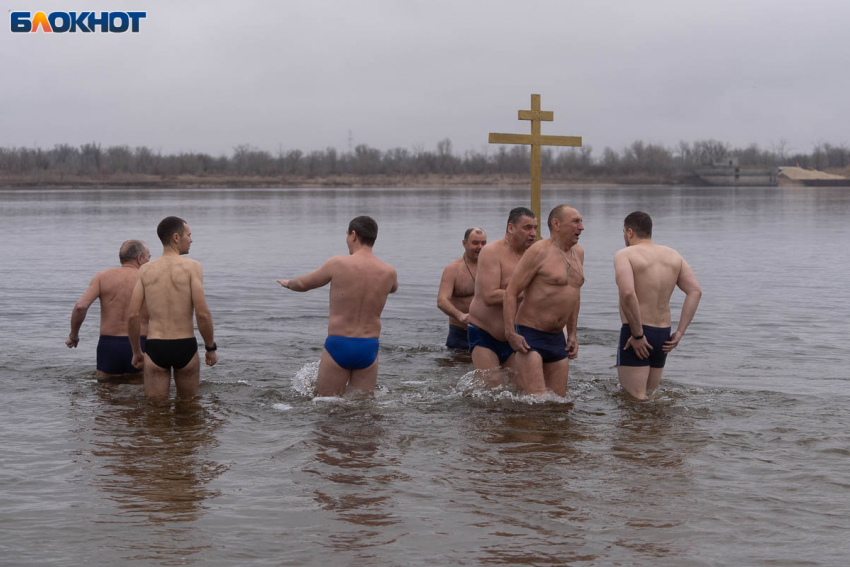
[446,325,469,350]
[97,335,145,375]
[467,323,514,364]
[617,324,671,368]
[515,325,569,363]
[145,337,198,370]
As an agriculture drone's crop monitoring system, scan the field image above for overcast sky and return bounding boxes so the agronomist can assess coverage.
[2,0,847,157]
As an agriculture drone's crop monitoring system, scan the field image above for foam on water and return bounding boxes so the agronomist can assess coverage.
[455,369,573,404]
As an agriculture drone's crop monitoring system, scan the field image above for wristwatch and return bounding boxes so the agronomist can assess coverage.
[205,342,217,352]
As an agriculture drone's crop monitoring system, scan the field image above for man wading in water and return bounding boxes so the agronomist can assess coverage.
[614,211,702,400]
[277,216,398,397]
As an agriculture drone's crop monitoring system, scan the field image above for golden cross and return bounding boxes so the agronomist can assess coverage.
[489,94,582,238]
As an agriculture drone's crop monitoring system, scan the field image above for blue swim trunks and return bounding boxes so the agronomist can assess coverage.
[617,324,671,368]
[96,335,145,375]
[324,336,380,370]
[467,323,514,364]
[446,325,469,350]
[515,325,568,363]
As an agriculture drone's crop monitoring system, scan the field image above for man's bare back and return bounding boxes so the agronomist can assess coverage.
[614,211,701,400]
[137,256,202,340]
[325,253,398,338]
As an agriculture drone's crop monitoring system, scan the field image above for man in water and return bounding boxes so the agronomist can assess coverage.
[504,205,584,397]
[468,207,537,371]
[277,216,398,397]
[66,240,151,380]
[437,227,486,351]
[128,216,218,399]
[614,211,702,400]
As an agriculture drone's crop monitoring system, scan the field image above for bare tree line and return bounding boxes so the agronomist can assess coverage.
[1,138,847,178]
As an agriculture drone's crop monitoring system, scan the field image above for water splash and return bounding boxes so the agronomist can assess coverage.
[455,368,572,404]
[291,361,319,397]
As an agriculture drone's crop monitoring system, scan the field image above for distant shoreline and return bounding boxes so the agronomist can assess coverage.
[0,172,692,190]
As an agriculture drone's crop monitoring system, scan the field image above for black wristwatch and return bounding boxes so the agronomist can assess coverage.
[632,334,644,340]
[205,342,217,352]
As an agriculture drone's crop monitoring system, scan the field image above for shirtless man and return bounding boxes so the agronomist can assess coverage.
[277,216,398,397]
[467,207,537,370]
[128,216,218,399]
[66,240,151,380]
[614,211,702,400]
[437,227,486,351]
[504,205,584,397]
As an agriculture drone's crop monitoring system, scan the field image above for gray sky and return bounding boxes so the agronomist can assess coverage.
[2,0,847,157]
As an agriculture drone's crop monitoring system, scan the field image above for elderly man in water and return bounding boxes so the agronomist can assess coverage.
[437,227,487,351]
[277,216,399,397]
[614,211,702,400]
[66,239,151,380]
[504,205,584,397]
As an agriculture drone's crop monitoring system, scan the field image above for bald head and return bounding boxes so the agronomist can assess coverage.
[547,205,577,231]
[464,227,485,241]
[119,240,148,264]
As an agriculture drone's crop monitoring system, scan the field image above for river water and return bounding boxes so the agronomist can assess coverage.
[0,186,848,566]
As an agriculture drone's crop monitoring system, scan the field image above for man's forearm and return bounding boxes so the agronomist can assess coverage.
[483,288,505,307]
[437,297,466,321]
[567,298,580,338]
[503,293,519,337]
[676,292,701,335]
[128,314,142,353]
[197,311,215,348]
[69,305,87,338]
[620,292,643,335]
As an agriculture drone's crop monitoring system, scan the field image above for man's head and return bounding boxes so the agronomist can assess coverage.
[119,240,151,266]
[462,227,486,261]
[623,211,652,245]
[506,207,537,250]
[548,205,584,246]
[347,216,378,250]
[157,216,192,254]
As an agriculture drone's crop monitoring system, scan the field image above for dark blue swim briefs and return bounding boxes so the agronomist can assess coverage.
[446,325,469,350]
[96,335,145,375]
[467,323,514,364]
[324,336,380,370]
[617,324,671,368]
[515,325,568,363]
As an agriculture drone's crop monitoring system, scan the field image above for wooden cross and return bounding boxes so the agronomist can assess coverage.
[489,94,582,238]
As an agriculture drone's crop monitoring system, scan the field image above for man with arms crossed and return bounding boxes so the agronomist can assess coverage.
[614,211,702,400]
[467,207,537,371]
[437,227,486,351]
[277,216,398,397]
[504,205,584,397]
[66,240,151,380]
[128,216,218,399]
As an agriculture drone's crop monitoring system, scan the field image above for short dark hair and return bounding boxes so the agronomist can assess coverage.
[547,205,571,230]
[507,207,535,230]
[348,216,378,247]
[119,240,146,263]
[464,227,485,241]
[624,211,652,238]
[157,216,187,245]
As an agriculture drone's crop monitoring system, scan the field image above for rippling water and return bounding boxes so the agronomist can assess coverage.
[1,186,848,566]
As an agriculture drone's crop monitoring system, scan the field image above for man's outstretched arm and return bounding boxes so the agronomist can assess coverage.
[277,258,335,292]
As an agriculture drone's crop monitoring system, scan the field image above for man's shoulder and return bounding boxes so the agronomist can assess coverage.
[442,256,464,272]
[479,238,504,261]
